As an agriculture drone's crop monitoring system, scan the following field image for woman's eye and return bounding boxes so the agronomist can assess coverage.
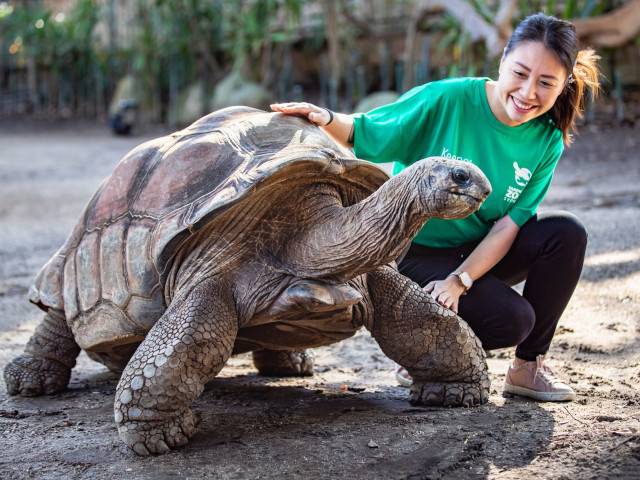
[513,70,526,78]
[540,81,553,88]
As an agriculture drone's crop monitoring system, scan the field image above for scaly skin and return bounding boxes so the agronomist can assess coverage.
[114,279,237,455]
[366,266,490,407]
[252,349,314,377]
[4,309,80,396]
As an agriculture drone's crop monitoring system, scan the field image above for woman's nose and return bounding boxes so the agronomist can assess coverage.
[521,78,537,100]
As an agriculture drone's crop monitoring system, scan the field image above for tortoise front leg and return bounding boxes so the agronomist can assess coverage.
[4,309,80,396]
[115,279,237,455]
[366,266,490,407]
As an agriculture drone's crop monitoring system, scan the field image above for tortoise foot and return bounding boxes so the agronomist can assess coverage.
[117,409,198,456]
[410,381,488,407]
[252,349,314,377]
[3,354,71,396]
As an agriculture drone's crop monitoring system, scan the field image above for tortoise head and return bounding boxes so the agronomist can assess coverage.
[412,156,492,219]
[269,154,491,281]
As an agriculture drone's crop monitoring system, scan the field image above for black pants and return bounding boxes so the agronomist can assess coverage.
[398,211,587,361]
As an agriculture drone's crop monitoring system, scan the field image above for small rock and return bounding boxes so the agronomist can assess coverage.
[595,415,623,422]
[367,440,379,448]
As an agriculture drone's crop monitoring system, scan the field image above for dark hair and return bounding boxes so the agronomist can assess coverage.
[504,13,600,145]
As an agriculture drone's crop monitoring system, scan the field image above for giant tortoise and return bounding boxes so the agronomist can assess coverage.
[4,107,492,455]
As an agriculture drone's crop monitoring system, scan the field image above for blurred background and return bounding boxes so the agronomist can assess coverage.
[0,0,639,131]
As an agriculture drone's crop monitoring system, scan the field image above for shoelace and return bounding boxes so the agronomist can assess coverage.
[534,355,560,385]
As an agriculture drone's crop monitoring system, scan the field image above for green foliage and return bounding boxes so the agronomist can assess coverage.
[221,0,304,71]
[564,0,579,17]
[0,0,619,118]
[0,0,99,67]
[0,0,307,119]
[513,0,611,18]
[123,0,305,116]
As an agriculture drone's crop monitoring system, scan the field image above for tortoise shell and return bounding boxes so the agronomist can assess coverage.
[28,107,389,355]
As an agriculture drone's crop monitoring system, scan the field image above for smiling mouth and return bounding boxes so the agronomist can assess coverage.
[510,96,538,112]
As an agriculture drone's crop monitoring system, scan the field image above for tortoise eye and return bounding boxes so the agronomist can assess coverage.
[452,167,470,186]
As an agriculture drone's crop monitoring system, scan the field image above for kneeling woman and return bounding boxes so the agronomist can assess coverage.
[271,13,600,402]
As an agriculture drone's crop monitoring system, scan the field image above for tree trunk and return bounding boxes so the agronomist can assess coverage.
[572,0,640,48]
[322,0,341,110]
[402,3,420,91]
[26,56,38,113]
[402,0,516,68]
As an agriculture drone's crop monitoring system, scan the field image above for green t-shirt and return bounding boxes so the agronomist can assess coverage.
[353,77,564,248]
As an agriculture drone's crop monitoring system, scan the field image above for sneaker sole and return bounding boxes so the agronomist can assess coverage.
[503,384,576,402]
[395,371,413,388]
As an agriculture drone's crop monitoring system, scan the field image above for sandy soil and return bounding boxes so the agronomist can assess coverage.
[0,121,638,479]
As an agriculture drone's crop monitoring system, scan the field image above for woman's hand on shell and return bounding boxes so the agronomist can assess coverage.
[270,102,330,127]
[423,277,465,313]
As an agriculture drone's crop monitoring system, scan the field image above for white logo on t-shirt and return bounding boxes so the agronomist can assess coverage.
[504,186,522,204]
[441,147,473,163]
[513,162,532,187]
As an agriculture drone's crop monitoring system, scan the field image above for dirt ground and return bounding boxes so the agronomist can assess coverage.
[0,120,638,480]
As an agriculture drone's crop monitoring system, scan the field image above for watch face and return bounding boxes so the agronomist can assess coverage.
[459,272,473,288]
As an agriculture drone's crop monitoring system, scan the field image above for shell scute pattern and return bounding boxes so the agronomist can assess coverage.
[28,107,388,353]
[75,231,101,312]
[86,139,166,228]
[62,252,78,320]
[100,219,129,307]
[29,254,65,311]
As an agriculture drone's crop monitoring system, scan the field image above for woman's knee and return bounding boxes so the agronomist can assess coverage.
[493,299,536,347]
[541,211,588,251]
[463,291,536,349]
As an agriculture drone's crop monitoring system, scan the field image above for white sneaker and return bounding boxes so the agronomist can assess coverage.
[395,366,413,387]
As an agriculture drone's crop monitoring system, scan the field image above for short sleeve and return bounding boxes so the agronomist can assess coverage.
[352,84,430,164]
[507,134,564,227]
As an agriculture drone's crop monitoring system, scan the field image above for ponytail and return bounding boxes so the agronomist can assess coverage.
[550,49,601,146]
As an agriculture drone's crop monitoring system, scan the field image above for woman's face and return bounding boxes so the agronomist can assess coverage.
[492,41,568,127]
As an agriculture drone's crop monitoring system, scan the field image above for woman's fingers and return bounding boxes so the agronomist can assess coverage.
[428,281,447,299]
[271,102,316,113]
[450,298,459,313]
[308,112,326,124]
[423,281,436,294]
[435,290,461,312]
[270,102,328,126]
[271,103,308,112]
[425,280,461,311]
[436,292,450,308]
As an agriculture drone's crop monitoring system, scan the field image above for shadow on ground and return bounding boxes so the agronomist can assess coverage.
[0,366,557,479]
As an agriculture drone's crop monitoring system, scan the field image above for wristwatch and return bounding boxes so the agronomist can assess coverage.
[450,271,473,294]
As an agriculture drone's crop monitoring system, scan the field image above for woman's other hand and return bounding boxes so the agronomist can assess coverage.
[270,102,331,127]
[424,276,467,313]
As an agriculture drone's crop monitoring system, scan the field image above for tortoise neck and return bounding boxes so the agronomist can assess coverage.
[280,167,431,281]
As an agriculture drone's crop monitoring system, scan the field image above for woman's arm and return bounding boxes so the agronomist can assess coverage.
[425,215,520,313]
[270,102,354,148]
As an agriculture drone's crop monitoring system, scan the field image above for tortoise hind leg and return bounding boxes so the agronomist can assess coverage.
[115,278,237,455]
[4,309,80,396]
[252,349,314,377]
[365,266,490,407]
